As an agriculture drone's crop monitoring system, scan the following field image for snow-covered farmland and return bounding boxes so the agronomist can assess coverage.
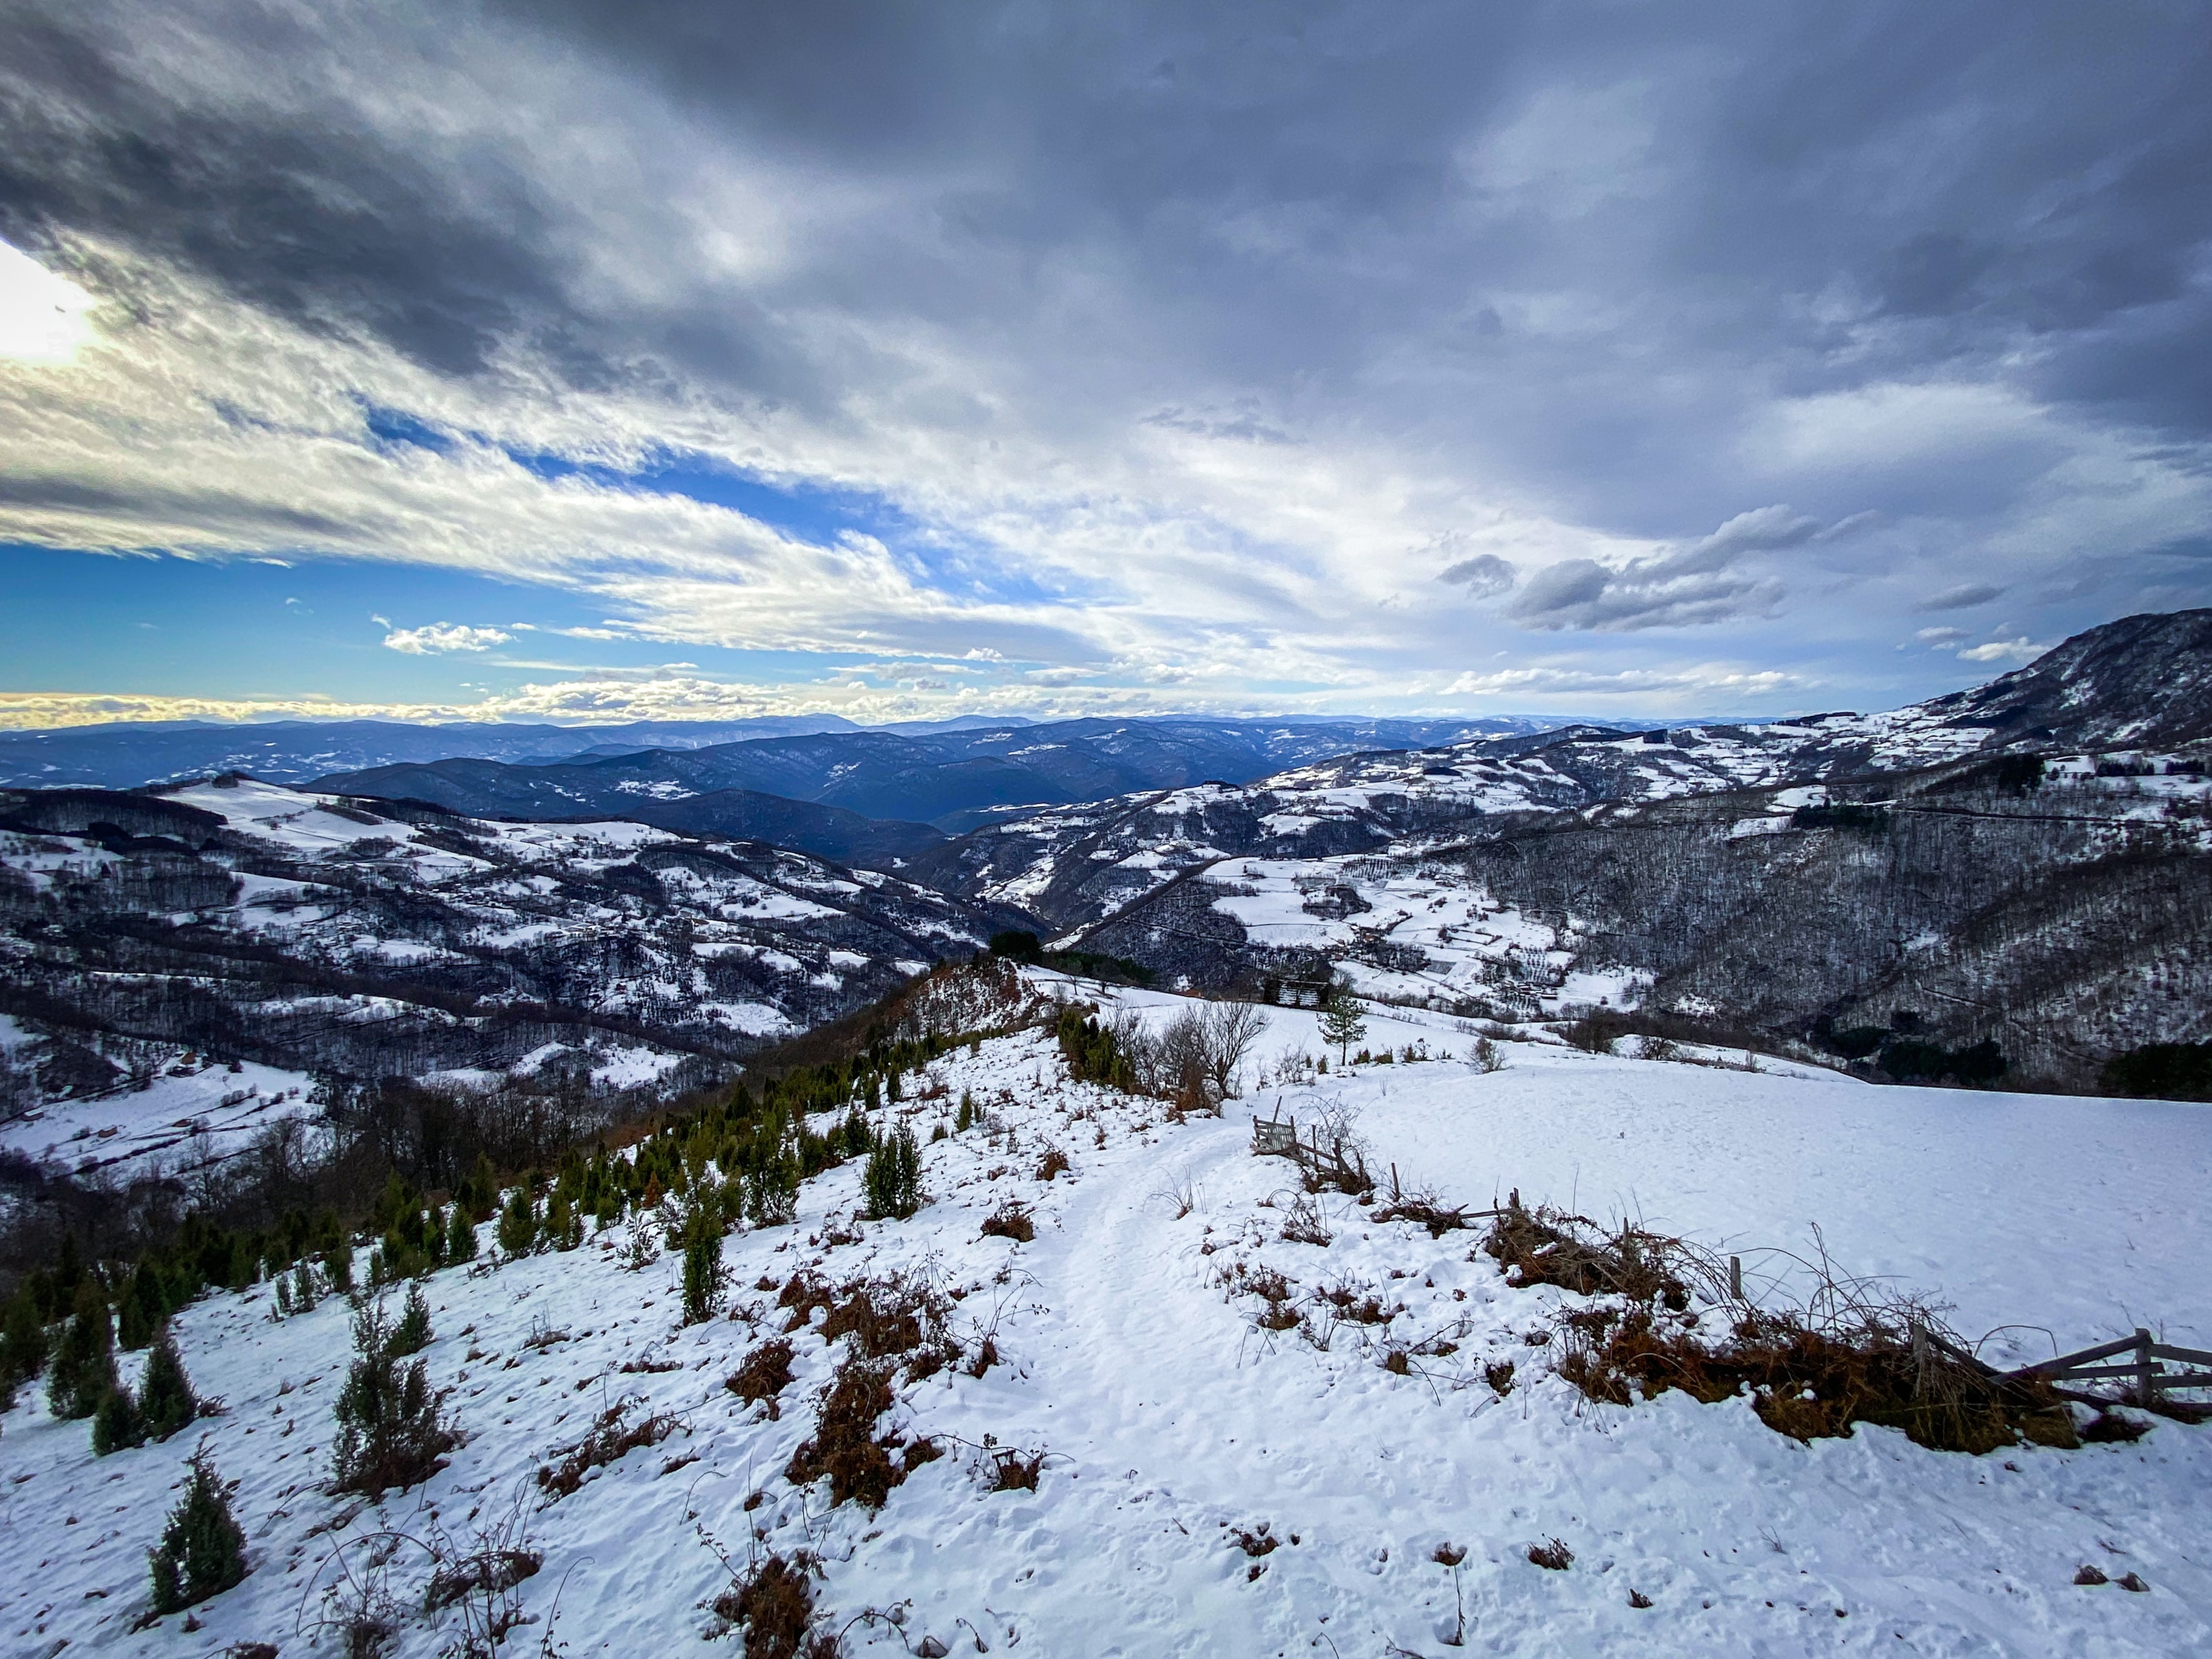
[5,992,2208,1657]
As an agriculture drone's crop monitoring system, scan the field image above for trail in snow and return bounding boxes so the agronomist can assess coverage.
[4,998,2209,1657]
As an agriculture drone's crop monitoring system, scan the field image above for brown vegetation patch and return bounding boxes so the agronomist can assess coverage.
[1035,1146,1070,1182]
[1527,1538,1575,1571]
[776,1271,835,1332]
[535,1400,680,1499]
[816,1271,958,1380]
[725,1338,797,1418]
[785,1358,922,1510]
[711,1551,835,1659]
[980,1201,1036,1243]
[1555,1306,2078,1455]
[1483,1199,1688,1308]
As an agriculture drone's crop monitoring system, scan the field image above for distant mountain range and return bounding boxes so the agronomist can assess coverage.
[311,716,1557,843]
[2,610,2205,1103]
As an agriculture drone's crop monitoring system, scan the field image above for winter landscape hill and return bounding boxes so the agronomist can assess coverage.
[2,971,2208,1657]
[2,613,2210,1658]
[2,611,2208,1127]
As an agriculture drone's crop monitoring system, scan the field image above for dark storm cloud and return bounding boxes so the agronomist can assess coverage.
[7,2,2208,450]
[1,0,2208,716]
[1440,555,1515,598]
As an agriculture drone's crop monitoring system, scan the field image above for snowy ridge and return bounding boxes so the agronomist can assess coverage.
[0,780,1013,1131]
[5,982,2209,1655]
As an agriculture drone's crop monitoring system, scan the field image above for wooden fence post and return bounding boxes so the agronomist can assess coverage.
[2136,1328,2155,1404]
[1729,1256,1742,1301]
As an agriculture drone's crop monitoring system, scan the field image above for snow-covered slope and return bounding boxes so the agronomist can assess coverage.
[7,986,2208,1657]
[0,778,1016,1121]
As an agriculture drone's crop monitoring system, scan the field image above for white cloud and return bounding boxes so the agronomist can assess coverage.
[1957,636,2048,663]
[382,622,512,654]
[0,240,99,365]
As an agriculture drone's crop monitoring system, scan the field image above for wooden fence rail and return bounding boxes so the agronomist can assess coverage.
[1999,1329,2212,1405]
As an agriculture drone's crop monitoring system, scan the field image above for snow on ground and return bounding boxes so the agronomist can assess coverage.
[0,1055,319,1180]
[5,1001,2209,1657]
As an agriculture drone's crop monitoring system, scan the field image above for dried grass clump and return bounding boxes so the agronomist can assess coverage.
[725,1338,797,1418]
[980,1201,1036,1243]
[1527,1537,1574,1571]
[535,1400,680,1499]
[817,1271,958,1381]
[1371,1189,1474,1237]
[1483,1198,1690,1308]
[1553,1301,2077,1455]
[1034,1146,1071,1182]
[785,1358,937,1510]
[710,1551,837,1659]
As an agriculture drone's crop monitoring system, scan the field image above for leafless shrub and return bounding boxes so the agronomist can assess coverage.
[421,1488,543,1658]
[1033,1144,1070,1182]
[1469,1036,1507,1074]
[1153,1168,1200,1219]
[535,1398,680,1499]
[1373,1182,1474,1237]
[1280,1193,1332,1247]
[1514,1210,2079,1455]
[1199,1000,1269,1100]
[980,1201,1036,1243]
[297,1531,406,1659]
[817,1270,959,1380]
[1482,1197,1695,1307]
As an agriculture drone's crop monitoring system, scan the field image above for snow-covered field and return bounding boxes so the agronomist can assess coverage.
[6,988,2208,1657]
[0,1046,318,1181]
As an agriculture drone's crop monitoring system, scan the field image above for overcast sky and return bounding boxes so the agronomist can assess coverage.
[1,0,2208,728]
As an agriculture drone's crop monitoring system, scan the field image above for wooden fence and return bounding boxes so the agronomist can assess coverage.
[2000,1330,2212,1407]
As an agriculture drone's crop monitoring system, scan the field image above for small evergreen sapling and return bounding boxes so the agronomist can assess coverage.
[117,1262,166,1351]
[743,1154,799,1228]
[863,1124,923,1221]
[444,1203,479,1264]
[47,1282,117,1421]
[93,1383,148,1454]
[138,1328,202,1440]
[389,1281,432,1358]
[149,1446,247,1613]
[332,1299,457,1496]
[681,1208,729,1325]
[1319,985,1368,1066]
[0,1287,47,1401]
[496,1185,540,1257]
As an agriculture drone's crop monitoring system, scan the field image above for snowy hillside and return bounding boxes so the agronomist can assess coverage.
[0,778,1015,1122]
[7,978,2208,1657]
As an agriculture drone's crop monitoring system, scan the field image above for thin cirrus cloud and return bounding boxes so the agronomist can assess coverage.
[0,1,2207,728]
